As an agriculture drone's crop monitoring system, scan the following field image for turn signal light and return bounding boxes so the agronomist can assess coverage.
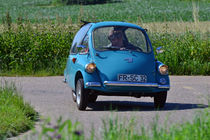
[159,65,168,75]
[85,63,96,73]
[72,58,77,63]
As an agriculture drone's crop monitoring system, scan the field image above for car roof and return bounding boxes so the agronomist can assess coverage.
[88,21,145,32]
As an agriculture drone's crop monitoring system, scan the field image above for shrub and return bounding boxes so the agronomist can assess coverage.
[0,24,75,75]
[150,31,210,75]
[0,24,209,76]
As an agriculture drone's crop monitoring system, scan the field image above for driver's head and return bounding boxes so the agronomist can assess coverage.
[108,30,123,41]
[108,30,123,46]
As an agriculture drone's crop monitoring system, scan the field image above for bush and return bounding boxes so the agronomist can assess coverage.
[0,24,209,76]
[150,31,210,75]
[0,24,74,75]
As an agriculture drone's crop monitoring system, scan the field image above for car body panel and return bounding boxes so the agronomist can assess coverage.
[64,21,170,96]
[92,51,156,83]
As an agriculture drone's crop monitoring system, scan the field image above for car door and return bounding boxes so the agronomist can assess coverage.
[66,24,92,89]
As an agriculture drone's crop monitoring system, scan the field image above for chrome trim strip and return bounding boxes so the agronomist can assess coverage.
[104,81,159,87]
[85,82,101,87]
[158,85,170,89]
[104,81,170,89]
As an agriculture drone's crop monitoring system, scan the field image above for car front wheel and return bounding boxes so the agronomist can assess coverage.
[154,91,167,109]
[76,78,88,110]
[72,90,76,102]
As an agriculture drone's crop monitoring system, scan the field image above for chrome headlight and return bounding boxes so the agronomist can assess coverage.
[159,65,169,75]
[85,63,96,73]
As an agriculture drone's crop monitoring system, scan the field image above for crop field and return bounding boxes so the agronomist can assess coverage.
[0,0,210,23]
[0,0,209,76]
[0,23,209,76]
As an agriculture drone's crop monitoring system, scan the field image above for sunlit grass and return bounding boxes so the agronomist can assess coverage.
[1,21,209,34]
[101,110,210,140]
[0,81,38,139]
[140,21,210,33]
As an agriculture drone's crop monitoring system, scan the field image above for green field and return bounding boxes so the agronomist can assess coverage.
[0,0,210,23]
[0,0,209,76]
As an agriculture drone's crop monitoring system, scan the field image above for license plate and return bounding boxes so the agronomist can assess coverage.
[118,74,147,82]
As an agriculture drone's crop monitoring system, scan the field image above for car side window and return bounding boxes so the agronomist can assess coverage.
[78,35,89,54]
[82,35,89,47]
[70,24,92,54]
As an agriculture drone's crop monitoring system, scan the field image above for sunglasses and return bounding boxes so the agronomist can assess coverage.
[108,32,122,41]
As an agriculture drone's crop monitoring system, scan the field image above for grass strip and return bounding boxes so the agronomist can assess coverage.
[101,109,210,140]
[35,108,210,140]
[0,81,38,139]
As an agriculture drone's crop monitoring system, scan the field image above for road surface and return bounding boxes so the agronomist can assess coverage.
[1,76,209,139]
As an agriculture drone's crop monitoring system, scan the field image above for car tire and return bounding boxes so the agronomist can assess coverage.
[72,90,76,102]
[63,78,67,83]
[76,78,88,110]
[88,94,98,103]
[154,91,167,109]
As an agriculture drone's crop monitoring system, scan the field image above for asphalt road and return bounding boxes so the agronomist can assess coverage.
[2,76,209,139]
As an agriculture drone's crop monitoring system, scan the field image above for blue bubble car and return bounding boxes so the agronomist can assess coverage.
[64,21,170,110]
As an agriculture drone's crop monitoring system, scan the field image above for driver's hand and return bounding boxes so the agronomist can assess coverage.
[120,47,126,50]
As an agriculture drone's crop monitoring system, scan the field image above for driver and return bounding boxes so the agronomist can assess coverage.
[108,30,125,49]
[107,28,142,51]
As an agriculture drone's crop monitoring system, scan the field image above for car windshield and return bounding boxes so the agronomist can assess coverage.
[93,26,151,53]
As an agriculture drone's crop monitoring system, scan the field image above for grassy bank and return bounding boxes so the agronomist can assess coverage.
[0,22,209,76]
[0,0,209,24]
[0,81,37,139]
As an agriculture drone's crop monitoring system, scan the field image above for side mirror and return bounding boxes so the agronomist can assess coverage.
[156,46,164,54]
[77,45,86,48]
[77,45,89,54]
